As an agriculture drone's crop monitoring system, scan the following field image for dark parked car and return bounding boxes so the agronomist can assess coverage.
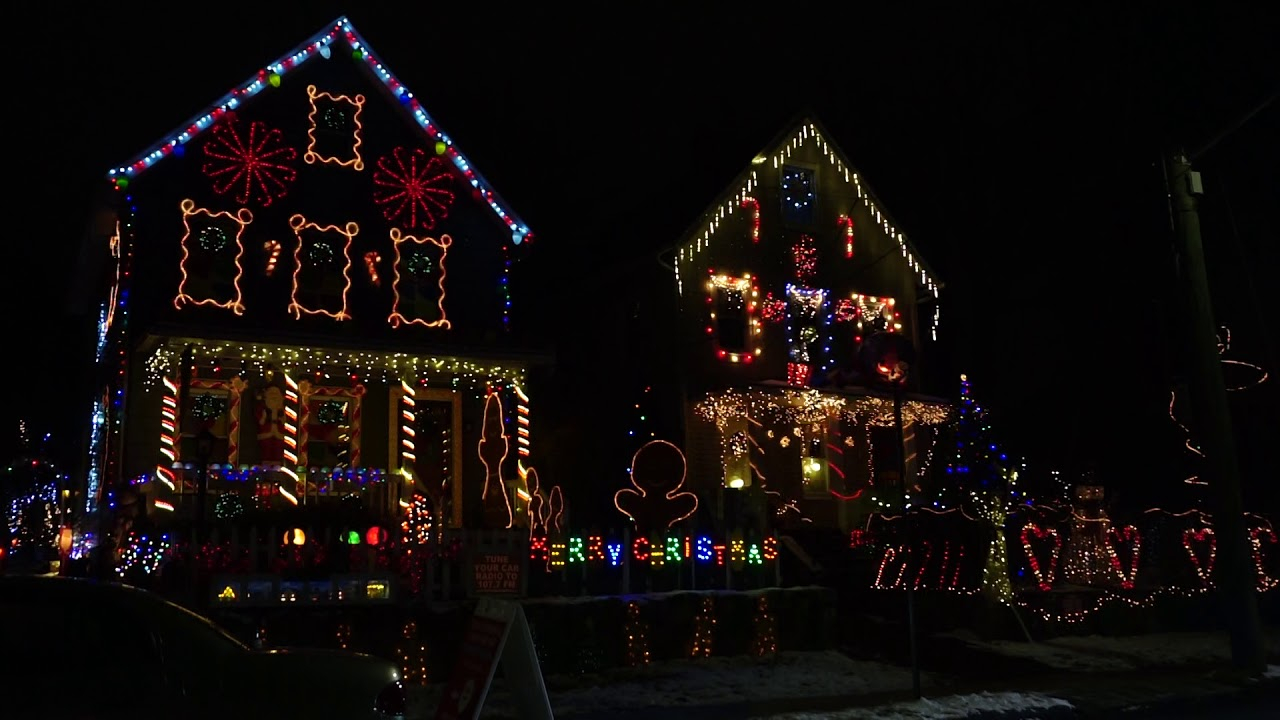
[0,575,407,719]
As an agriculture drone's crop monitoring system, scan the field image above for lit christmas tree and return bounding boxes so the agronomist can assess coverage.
[623,601,650,666]
[978,497,1014,603]
[689,596,716,658]
[943,375,1009,500]
[626,384,659,455]
[395,619,428,685]
[751,595,778,657]
[943,376,1018,601]
[2,422,64,572]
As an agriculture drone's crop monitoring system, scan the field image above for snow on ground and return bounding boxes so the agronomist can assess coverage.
[940,628,1279,673]
[765,692,1073,719]
[1264,665,1280,679]
[407,650,926,719]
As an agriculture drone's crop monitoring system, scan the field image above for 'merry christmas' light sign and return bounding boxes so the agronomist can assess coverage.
[530,533,777,570]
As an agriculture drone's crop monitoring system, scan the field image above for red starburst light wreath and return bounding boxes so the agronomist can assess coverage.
[373,147,456,230]
[202,120,298,207]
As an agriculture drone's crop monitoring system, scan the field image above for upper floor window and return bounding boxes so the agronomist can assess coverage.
[781,165,816,225]
[706,273,761,363]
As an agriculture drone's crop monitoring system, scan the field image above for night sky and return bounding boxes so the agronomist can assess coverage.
[9,4,1278,510]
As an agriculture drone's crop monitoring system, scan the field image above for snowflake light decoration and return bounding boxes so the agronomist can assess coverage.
[202,120,298,207]
[373,147,456,230]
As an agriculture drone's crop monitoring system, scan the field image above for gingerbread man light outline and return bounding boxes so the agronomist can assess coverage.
[614,439,699,531]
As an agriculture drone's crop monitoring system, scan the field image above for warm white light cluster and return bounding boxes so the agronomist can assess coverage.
[675,123,941,339]
[143,338,526,389]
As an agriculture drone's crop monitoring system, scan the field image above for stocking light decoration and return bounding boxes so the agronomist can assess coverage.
[614,440,699,533]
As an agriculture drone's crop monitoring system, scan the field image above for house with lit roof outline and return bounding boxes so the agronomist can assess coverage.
[663,116,951,529]
[83,17,550,549]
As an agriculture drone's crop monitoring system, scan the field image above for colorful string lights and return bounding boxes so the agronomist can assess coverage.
[705,272,762,363]
[388,228,453,329]
[107,17,532,244]
[174,199,251,315]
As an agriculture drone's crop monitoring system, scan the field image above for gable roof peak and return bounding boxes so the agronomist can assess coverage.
[106,16,533,244]
[674,114,943,336]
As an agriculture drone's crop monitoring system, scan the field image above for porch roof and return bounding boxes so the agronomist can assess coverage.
[140,327,543,390]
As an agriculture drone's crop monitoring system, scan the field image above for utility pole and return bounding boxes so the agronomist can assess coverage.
[1165,150,1265,673]
[893,383,922,698]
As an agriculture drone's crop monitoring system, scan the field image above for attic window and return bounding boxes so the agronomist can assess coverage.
[781,166,816,224]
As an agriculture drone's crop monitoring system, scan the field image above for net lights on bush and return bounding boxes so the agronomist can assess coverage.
[116,533,173,577]
[673,123,936,337]
[106,17,531,244]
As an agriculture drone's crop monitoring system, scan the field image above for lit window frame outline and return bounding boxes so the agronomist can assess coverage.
[287,213,359,321]
[174,199,252,315]
[705,271,762,364]
[303,84,366,171]
[387,228,453,329]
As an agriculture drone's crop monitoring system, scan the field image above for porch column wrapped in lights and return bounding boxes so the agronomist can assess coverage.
[279,373,301,505]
